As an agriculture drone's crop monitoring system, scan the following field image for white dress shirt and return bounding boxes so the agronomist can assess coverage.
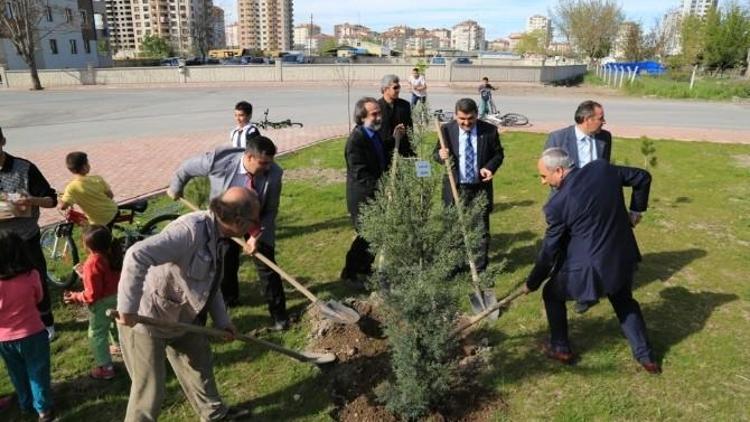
[574,125,597,167]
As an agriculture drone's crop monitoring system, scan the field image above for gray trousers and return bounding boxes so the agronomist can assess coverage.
[119,325,227,422]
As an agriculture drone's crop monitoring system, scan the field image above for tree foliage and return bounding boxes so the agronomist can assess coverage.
[358,107,488,419]
[140,34,172,58]
[678,13,707,67]
[703,3,750,72]
[551,0,624,61]
[515,29,547,56]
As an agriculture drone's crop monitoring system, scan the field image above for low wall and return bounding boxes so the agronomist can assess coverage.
[0,63,587,89]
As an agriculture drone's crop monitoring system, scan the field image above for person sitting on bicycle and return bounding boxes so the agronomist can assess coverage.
[231,101,261,149]
[478,77,498,119]
[59,151,118,227]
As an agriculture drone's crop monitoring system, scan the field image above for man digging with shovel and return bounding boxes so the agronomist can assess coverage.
[116,187,257,421]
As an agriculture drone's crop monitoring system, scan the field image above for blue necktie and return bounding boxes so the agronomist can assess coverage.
[464,130,475,183]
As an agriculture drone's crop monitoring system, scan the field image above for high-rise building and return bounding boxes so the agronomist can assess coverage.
[613,21,639,59]
[105,0,136,57]
[682,0,718,17]
[237,0,293,52]
[451,20,485,52]
[526,14,552,46]
[660,8,682,56]
[225,22,239,47]
[333,23,373,44]
[210,6,225,48]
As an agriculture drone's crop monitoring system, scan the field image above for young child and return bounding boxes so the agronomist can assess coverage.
[0,232,55,421]
[478,76,498,119]
[60,151,118,227]
[64,225,121,380]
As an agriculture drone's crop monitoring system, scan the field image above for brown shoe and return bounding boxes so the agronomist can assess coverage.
[543,344,576,365]
[640,361,662,375]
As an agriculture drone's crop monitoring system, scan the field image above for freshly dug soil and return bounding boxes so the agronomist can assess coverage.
[306,296,507,421]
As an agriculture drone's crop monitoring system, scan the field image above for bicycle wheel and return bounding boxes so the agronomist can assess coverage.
[39,226,80,288]
[501,113,529,127]
[140,214,180,238]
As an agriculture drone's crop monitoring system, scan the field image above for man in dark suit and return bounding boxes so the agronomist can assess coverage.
[523,148,660,374]
[341,97,393,286]
[544,100,612,168]
[433,98,504,272]
[377,74,415,157]
[168,136,288,330]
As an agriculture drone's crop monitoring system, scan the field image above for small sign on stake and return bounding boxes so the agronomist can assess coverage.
[415,160,431,178]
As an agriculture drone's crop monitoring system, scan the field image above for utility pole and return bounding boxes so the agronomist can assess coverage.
[309,14,313,56]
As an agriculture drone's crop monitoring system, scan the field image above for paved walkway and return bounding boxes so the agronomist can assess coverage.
[26,124,350,226]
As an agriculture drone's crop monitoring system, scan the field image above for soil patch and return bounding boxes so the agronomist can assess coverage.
[306,297,506,421]
[285,168,345,184]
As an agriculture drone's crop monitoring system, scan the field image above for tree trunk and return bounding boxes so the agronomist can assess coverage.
[26,56,43,90]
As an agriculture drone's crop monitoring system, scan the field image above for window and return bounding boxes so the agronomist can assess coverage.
[46,6,53,21]
[80,10,87,24]
[70,39,78,54]
[84,40,91,53]
[65,8,73,22]
[50,39,58,54]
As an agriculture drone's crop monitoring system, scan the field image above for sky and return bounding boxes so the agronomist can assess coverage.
[215,0,681,39]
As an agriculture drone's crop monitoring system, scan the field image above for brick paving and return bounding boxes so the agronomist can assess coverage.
[22,124,350,226]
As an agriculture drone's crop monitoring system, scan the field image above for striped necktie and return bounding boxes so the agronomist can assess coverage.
[464,130,476,183]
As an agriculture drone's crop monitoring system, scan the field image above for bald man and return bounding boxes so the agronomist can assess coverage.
[116,187,259,421]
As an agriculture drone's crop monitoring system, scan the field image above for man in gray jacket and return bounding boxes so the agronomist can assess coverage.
[117,186,258,421]
[168,136,288,330]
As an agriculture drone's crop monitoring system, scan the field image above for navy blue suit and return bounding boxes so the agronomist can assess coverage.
[527,160,654,362]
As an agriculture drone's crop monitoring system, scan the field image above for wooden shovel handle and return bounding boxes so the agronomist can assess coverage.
[106,310,318,363]
[450,286,527,337]
[435,121,482,286]
[178,198,319,304]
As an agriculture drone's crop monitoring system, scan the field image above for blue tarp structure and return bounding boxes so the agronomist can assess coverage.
[605,61,666,75]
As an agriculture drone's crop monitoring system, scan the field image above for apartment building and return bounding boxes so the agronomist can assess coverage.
[237,0,292,52]
[1,0,100,69]
[211,5,225,48]
[682,0,718,17]
[526,14,551,46]
[105,0,136,57]
[451,20,485,52]
[293,23,320,50]
[225,22,239,47]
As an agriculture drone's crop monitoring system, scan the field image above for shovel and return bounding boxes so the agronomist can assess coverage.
[106,310,336,365]
[435,121,499,320]
[450,286,527,338]
[179,198,360,325]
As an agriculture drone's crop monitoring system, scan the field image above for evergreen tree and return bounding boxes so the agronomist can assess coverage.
[358,105,489,419]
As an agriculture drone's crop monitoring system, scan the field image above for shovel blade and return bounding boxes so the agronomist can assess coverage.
[301,351,337,365]
[318,300,360,325]
[468,292,486,315]
[482,289,500,320]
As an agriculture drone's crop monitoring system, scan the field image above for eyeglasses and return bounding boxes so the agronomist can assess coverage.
[391,85,401,90]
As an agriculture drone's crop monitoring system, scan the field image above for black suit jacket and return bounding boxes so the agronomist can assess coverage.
[432,119,504,207]
[345,125,393,219]
[526,160,651,300]
[544,125,612,168]
[378,97,415,157]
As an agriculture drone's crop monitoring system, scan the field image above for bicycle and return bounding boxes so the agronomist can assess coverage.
[39,200,180,288]
[483,98,529,127]
[253,109,304,130]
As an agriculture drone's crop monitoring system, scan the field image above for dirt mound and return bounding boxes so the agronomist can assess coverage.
[306,296,506,421]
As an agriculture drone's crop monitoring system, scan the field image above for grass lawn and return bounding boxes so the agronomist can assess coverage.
[2,132,749,420]
[585,72,750,101]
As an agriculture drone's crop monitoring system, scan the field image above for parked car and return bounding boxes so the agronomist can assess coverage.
[454,57,472,65]
[430,56,446,65]
[160,57,181,66]
[249,57,266,64]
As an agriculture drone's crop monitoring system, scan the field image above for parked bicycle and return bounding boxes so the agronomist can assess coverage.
[434,106,529,127]
[254,109,304,130]
[39,200,179,288]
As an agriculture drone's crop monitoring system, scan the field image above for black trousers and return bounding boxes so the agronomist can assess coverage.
[21,233,55,327]
[542,279,653,362]
[342,212,375,278]
[222,239,287,321]
[443,183,491,272]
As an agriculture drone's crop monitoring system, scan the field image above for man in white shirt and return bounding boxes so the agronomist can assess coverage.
[544,100,612,168]
[230,101,261,149]
[408,68,427,107]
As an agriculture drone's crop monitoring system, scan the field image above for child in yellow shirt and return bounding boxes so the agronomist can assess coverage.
[59,152,118,226]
